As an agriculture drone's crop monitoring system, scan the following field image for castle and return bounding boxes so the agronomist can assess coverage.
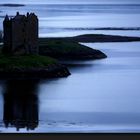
[3,12,38,55]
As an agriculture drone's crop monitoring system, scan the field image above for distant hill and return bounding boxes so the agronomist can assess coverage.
[0,4,25,7]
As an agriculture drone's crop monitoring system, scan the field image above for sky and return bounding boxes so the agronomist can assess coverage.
[0,0,140,4]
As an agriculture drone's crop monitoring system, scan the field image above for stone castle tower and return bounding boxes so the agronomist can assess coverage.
[3,12,38,55]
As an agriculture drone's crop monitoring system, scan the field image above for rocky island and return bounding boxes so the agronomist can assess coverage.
[0,12,71,79]
[1,12,140,79]
[0,12,107,79]
[0,55,70,79]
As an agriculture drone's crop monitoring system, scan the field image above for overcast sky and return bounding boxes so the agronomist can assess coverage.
[0,0,140,4]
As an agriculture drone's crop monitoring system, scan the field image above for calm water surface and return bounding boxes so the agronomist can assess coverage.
[0,3,140,133]
[0,42,140,132]
[0,4,140,37]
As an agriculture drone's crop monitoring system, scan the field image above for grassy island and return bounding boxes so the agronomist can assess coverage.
[38,33,140,59]
[0,54,57,69]
[1,33,140,78]
[39,38,107,60]
[2,33,139,79]
[0,36,107,78]
[0,54,70,79]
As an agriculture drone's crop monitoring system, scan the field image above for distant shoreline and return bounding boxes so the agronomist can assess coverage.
[41,34,140,43]
[1,33,140,45]
[1,33,140,44]
[0,4,25,7]
[50,27,140,31]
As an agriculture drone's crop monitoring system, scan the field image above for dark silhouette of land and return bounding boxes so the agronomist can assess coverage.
[39,38,107,60]
[41,34,140,43]
[3,79,39,131]
[61,27,140,31]
[1,12,140,78]
[38,34,140,60]
[0,4,25,7]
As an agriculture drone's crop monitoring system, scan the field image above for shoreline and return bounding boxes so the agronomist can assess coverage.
[46,27,140,31]
[39,33,140,60]
[39,40,107,60]
[0,64,70,79]
[0,55,70,79]
[1,33,140,43]
[41,34,140,43]
[1,33,140,79]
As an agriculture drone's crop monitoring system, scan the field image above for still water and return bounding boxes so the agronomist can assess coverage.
[0,42,140,132]
[0,3,140,133]
[1,4,140,37]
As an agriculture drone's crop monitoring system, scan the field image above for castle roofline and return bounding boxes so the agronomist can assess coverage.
[4,12,38,21]
[27,13,38,18]
[12,12,25,20]
[13,14,26,20]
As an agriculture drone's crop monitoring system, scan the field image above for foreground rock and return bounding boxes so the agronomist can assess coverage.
[0,64,70,79]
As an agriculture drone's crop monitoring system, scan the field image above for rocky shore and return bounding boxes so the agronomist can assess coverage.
[0,64,70,79]
[0,55,70,79]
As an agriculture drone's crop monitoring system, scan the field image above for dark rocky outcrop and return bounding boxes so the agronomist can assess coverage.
[0,64,70,79]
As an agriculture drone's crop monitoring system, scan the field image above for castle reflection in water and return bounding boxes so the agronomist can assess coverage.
[2,79,39,131]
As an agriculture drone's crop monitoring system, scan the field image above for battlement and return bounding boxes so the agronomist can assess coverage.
[3,12,38,55]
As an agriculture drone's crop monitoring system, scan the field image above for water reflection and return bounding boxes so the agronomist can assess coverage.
[3,79,39,131]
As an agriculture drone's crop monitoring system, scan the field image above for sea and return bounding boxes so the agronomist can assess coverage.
[0,4,140,133]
